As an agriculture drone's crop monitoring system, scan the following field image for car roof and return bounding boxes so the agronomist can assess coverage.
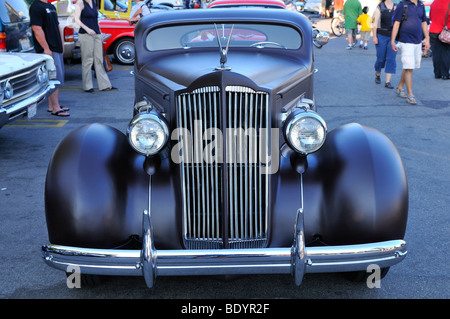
[137,7,305,32]
[208,0,287,8]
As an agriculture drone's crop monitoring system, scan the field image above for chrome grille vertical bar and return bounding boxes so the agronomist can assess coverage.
[264,93,270,238]
[214,90,220,241]
[248,92,254,240]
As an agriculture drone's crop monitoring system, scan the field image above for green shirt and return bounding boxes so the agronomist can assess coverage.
[342,0,363,29]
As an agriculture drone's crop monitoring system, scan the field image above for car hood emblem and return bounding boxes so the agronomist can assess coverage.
[215,24,234,71]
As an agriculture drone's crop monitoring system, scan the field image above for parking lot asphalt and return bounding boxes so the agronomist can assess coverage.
[0,17,449,300]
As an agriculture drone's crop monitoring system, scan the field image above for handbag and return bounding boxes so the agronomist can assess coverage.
[104,55,113,72]
[439,3,450,44]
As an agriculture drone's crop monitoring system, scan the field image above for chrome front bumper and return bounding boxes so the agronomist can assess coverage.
[41,210,407,288]
[0,79,59,128]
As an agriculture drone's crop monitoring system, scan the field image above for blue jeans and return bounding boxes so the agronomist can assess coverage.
[374,34,397,74]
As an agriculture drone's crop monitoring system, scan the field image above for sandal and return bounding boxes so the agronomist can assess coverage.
[48,106,69,112]
[375,75,381,84]
[395,88,407,98]
[51,109,70,117]
[406,96,417,105]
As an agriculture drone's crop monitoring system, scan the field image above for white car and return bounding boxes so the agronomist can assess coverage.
[0,53,59,128]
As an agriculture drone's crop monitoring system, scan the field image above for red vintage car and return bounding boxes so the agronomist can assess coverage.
[99,6,174,65]
[99,16,135,64]
[207,0,287,9]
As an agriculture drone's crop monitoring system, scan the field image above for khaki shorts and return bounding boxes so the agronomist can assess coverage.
[398,42,422,69]
[359,31,371,41]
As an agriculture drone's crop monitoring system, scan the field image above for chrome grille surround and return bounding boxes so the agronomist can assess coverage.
[1,62,45,108]
[176,85,270,249]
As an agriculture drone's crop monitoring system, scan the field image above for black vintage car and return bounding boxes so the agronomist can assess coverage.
[42,8,408,287]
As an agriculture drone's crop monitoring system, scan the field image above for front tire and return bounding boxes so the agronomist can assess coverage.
[345,267,390,282]
[114,37,135,65]
[66,272,104,287]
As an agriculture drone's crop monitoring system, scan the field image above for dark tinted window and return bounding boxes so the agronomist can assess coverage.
[147,23,302,51]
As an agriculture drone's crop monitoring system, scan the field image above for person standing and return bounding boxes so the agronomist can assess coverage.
[429,0,450,80]
[29,0,69,117]
[373,0,397,88]
[74,0,117,93]
[334,0,344,16]
[357,6,372,50]
[391,0,430,105]
[342,0,363,50]
[128,0,151,25]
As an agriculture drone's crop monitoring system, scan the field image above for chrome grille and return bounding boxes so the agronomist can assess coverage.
[177,86,270,249]
[1,63,43,107]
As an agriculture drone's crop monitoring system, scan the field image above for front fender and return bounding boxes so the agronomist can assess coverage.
[302,123,408,245]
[45,123,148,248]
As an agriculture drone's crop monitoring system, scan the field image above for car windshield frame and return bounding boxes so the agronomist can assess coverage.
[146,22,302,51]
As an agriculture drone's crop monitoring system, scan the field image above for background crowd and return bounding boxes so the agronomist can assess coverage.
[340,0,449,104]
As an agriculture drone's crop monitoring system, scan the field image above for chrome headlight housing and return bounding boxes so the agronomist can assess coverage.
[284,110,327,155]
[37,64,49,84]
[44,56,57,80]
[127,112,169,156]
[3,80,13,100]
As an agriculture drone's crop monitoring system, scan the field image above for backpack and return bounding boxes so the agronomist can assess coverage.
[393,1,409,41]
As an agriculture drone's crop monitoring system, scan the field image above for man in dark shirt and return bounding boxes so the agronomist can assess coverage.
[391,0,430,105]
[29,0,69,116]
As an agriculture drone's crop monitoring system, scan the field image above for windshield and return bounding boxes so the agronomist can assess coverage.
[0,0,30,23]
[146,23,302,51]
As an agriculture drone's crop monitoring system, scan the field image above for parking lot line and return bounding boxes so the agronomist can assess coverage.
[5,119,68,128]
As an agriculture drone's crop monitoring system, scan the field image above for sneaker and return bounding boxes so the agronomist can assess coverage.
[346,45,352,50]
[385,82,394,89]
[364,46,368,50]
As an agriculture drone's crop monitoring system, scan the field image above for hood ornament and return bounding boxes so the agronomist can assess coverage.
[215,24,234,71]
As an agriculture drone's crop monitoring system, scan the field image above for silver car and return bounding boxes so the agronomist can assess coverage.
[0,52,59,128]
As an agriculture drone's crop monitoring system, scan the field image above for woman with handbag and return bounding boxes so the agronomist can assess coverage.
[74,0,118,92]
[429,0,450,80]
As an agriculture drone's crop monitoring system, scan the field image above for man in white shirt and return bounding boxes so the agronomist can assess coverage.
[128,0,151,24]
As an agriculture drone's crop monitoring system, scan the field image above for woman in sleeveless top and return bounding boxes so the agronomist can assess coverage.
[74,0,117,92]
[372,0,397,88]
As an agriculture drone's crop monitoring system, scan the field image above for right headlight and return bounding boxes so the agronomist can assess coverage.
[283,110,327,155]
[127,112,169,156]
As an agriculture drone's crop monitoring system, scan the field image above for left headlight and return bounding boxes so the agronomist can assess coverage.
[127,112,169,156]
[284,110,327,155]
